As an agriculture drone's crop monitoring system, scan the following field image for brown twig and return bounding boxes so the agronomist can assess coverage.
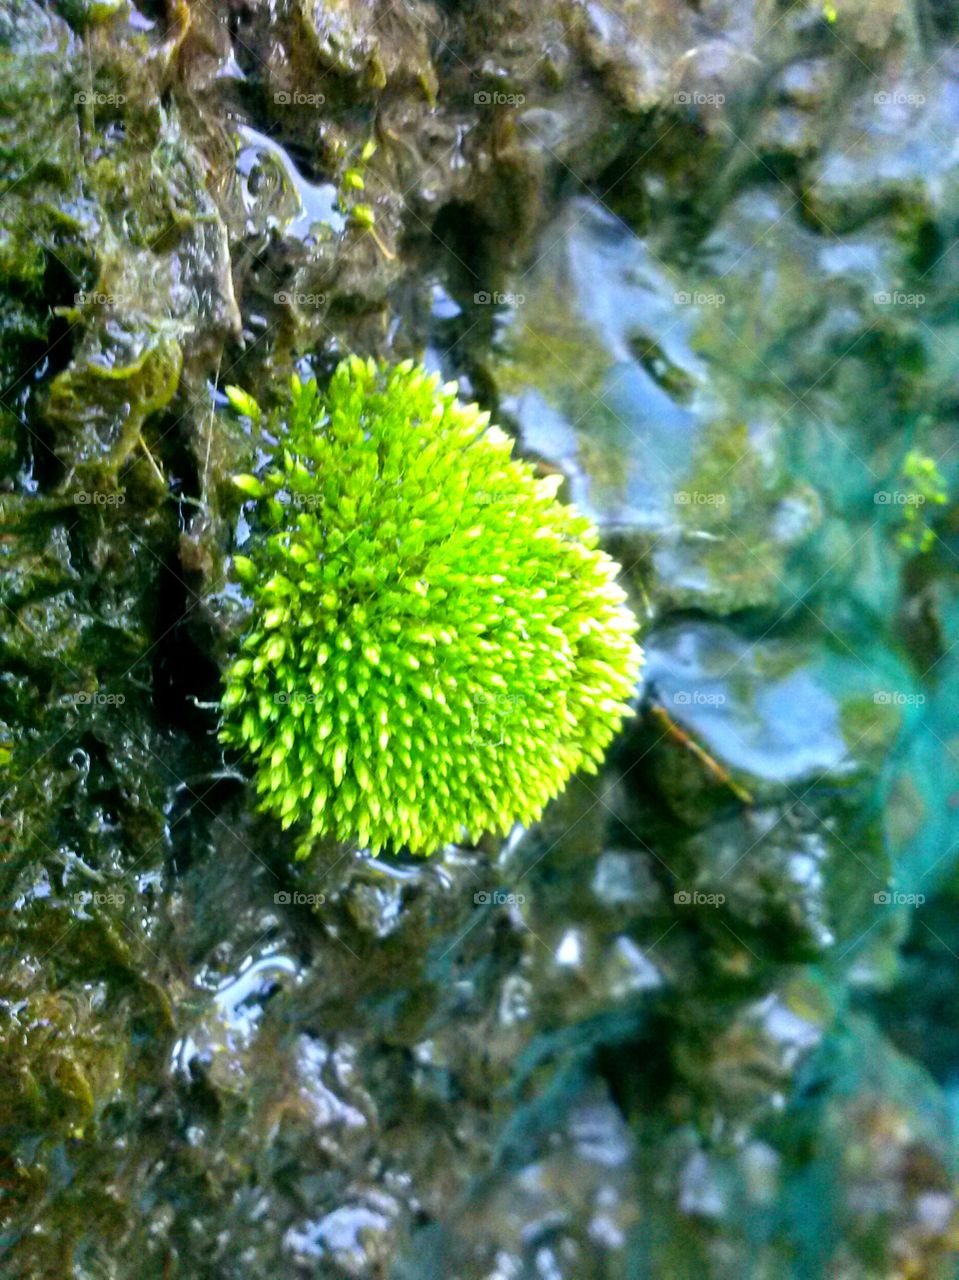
[649,703,754,806]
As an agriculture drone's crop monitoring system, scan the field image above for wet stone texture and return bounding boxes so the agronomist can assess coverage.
[1,0,959,1276]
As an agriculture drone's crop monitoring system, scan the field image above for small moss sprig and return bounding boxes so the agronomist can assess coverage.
[895,448,947,554]
[220,357,643,856]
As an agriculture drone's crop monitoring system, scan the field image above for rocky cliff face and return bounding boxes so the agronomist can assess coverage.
[2,0,958,1276]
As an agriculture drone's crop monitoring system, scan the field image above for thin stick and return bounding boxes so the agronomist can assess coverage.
[649,703,754,806]
[138,432,167,487]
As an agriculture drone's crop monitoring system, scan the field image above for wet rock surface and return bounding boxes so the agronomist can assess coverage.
[1,0,959,1276]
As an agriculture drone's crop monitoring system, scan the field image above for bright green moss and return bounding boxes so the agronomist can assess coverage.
[220,356,643,856]
[896,448,947,554]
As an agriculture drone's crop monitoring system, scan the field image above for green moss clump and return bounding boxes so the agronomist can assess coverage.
[220,357,643,856]
[895,448,947,554]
